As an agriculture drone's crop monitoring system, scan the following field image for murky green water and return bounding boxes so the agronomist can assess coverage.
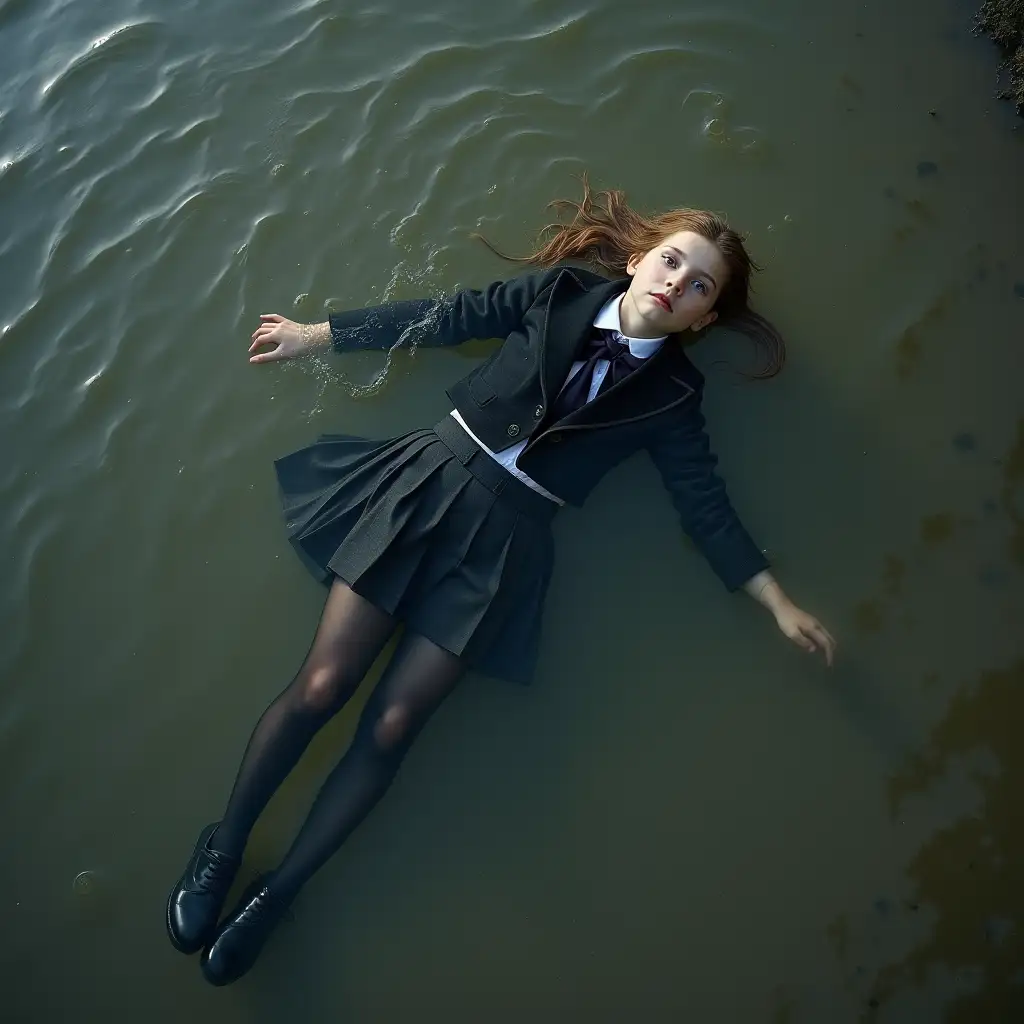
[2,0,1023,1018]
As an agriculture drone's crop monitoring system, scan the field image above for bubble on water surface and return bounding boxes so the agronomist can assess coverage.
[72,870,99,897]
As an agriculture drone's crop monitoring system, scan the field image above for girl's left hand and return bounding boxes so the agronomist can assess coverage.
[774,603,836,666]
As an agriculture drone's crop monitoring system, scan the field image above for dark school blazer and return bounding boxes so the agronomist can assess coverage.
[328,265,769,591]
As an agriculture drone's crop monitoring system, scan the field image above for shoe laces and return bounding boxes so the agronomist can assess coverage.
[237,885,294,928]
[193,846,236,892]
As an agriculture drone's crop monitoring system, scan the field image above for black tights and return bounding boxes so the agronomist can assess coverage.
[212,579,465,902]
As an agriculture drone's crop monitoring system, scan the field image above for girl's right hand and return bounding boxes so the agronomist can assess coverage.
[249,314,329,363]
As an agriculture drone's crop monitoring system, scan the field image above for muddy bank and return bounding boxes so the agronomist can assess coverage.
[977,0,1024,112]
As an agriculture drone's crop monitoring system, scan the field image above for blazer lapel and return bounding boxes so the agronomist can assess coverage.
[537,269,631,409]
[552,339,704,433]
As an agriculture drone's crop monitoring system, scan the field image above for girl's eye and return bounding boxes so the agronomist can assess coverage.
[662,253,676,268]
[692,280,707,296]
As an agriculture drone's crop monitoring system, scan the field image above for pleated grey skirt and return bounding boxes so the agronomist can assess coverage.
[273,416,558,684]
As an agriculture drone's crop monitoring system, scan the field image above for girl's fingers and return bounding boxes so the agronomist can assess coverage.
[249,331,277,352]
[249,317,290,362]
[809,620,835,648]
[250,348,281,364]
[811,624,833,649]
[807,623,835,665]
[250,325,281,347]
[784,612,836,665]
[791,628,815,652]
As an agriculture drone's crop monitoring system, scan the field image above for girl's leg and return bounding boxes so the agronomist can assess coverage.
[270,626,466,901]
[212,578,398,859]
[267,631,466,901]
[200,631,465,983]
[168,578,396,955]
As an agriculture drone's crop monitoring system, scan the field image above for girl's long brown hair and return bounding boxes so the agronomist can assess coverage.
[476,178,785,378]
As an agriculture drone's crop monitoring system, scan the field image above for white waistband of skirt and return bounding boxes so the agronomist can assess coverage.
[448,411,565,506]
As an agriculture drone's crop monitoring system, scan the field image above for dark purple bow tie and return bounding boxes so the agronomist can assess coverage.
[551,330,644,420]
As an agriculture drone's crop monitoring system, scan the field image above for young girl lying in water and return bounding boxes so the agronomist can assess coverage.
[166,181,836,985]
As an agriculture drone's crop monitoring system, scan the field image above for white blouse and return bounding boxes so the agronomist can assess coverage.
[449,292,666,504]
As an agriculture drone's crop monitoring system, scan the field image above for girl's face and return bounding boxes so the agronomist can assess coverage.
[621,230,728,337]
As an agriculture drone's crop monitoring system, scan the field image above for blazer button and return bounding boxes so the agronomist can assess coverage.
[507,423,520,437]
[550,433,563,444]
[534,404,544,418]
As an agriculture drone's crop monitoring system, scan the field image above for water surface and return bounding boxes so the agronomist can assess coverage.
[1,0,1023,1019]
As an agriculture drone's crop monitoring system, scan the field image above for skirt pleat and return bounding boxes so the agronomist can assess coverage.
[273,423,556,684]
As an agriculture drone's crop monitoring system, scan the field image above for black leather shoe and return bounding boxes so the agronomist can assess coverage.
[165,823,239,954]
[200,876,292,986]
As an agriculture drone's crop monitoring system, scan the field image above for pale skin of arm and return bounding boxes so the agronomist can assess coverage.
[250,315,838,667]
[249,314,329,362]
[743,570,836,666]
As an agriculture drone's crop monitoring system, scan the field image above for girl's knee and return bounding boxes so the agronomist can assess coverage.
[373,704,410,752]
[296,663,352,714]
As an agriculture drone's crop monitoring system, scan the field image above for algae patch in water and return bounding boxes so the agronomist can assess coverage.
[976,0,1024,113]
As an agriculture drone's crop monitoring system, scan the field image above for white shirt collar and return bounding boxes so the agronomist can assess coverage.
[593,292,666,358]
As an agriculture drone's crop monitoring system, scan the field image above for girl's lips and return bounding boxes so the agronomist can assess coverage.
[652,293,672,312]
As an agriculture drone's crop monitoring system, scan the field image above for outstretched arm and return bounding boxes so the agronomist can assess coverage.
[248,268,561,364]
[648,401,836,666]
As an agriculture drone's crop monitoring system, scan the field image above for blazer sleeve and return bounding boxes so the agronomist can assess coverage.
[327,268,561,352]
[647,397,769,591]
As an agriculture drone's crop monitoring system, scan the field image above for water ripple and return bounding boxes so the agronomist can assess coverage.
[39,21,166,107]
